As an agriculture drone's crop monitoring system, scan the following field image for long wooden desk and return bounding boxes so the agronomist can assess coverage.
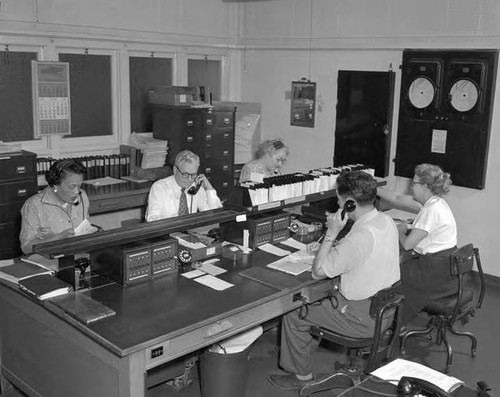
[0,248,332,397]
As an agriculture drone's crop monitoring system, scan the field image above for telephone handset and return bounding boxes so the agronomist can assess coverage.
[187,181,202,195]
[341,200,356,220]
[397,376,450,397]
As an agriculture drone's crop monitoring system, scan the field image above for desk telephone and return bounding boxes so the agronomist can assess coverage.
[398,376,450,397]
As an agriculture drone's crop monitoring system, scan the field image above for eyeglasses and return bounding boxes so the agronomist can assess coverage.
[175,165,198,180]
[274,156,287,163]
[412,181,425,187]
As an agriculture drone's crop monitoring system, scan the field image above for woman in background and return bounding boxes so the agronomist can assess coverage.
[20,159,97,254]
[239,139,289,184]
[378,163,457,326]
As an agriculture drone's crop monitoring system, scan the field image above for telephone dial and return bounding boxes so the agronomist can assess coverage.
[397,376,450,397]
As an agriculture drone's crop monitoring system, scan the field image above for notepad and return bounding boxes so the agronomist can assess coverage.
[50,292,116,324]
[267,257,312,276]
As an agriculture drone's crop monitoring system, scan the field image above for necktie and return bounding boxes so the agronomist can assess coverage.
[179,188,189,215]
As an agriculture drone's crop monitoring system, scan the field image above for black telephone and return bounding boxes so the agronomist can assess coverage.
[187,181,202,195]
[341,200,356,220]
[397,376,450,397]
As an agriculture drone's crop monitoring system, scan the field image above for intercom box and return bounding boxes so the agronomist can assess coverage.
[91,241,152,286]
[220,211,291,249]
[144,236,178,276]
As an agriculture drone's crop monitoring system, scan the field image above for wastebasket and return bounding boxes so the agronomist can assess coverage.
[199,344,251,397]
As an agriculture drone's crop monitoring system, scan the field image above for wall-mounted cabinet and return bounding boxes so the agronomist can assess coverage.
[395,49,498,189]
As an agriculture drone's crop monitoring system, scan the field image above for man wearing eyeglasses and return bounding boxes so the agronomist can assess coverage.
[145,150,222,221]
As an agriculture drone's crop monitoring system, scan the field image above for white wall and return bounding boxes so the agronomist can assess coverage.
[1,0,499,276]
[239,0,500,276]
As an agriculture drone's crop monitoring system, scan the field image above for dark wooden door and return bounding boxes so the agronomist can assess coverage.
[334,70,395,177]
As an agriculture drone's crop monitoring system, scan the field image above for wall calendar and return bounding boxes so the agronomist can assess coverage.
[32,61,71,137]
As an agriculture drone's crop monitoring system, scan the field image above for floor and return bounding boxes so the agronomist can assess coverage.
[5,274,498,397]
[148,273,499,397]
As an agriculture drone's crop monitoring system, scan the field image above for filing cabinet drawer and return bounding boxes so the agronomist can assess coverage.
[203,111,234,129]
[0,179,37,204]
[0,201,23,223]
[0,153,36,181]
[0,221,23,259]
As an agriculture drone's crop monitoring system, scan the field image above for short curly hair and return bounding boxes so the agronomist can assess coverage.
[414,163,452,196]
[336,171,378,205]
[45,159,86,187]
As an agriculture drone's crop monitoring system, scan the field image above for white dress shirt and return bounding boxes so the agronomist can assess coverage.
[145,175,223,222]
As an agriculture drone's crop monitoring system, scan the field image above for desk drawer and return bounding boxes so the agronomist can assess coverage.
[145,293,300,369]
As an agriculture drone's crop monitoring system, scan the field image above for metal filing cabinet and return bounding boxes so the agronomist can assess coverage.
[0,151,37,259]
[152,105,236,201]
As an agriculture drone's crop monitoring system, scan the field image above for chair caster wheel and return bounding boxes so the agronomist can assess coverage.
[471,349,477,357]
[400,347,406,355]
[445,366,451,373]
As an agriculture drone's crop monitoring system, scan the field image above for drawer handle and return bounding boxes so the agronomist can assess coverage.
[186,120,194,127]
[223,182,229,188]
[16,166,27,174]
[186,136,194,142]
[205,168,211,174]
[17,188,28,197]
[224,117,230,124]
[223,150,229,156]
[205,134,212,140]
[206,320,233,337]
[223,165,229,171]
[206,119,213,125]
[224,133,229,139]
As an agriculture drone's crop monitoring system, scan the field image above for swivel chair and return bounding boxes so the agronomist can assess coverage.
[400,244,486,373]
[300,283,405,397]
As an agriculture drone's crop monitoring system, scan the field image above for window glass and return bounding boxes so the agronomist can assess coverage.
[129,56,172,133]
[59,53,112,137]
[0,51,37,142]
[188,59,221,102]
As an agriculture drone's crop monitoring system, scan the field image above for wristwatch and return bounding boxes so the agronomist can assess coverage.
[324,234,336,243]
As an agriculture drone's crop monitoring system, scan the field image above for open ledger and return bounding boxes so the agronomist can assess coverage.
[371,358,464,394]
[0,257,54,284]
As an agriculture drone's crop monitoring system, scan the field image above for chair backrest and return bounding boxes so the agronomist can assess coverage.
[367,282,405,371]
[450,244,486,322]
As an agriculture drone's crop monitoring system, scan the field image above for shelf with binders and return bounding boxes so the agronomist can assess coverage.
[225,165,381,215]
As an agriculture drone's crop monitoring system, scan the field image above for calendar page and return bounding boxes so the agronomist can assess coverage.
[32,61,71,137]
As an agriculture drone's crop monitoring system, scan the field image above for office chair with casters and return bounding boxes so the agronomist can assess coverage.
[400,244,486,373]
[300,283,405,397]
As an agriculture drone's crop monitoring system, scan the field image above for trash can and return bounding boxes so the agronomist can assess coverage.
[199,344,251,397]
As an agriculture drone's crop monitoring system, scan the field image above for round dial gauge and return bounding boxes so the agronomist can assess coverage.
[408,77,435,109]
[449,79,479,112]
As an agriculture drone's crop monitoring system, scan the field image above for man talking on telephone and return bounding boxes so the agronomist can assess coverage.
[145,150,222,221]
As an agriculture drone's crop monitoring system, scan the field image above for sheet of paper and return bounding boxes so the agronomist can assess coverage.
[193,275,234,291]
[280,237,307,251]
[383,208,416,223]
[371,358,463,391]
[181,269,206,279]
[258,243,291,257]
[199,262,226,276]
